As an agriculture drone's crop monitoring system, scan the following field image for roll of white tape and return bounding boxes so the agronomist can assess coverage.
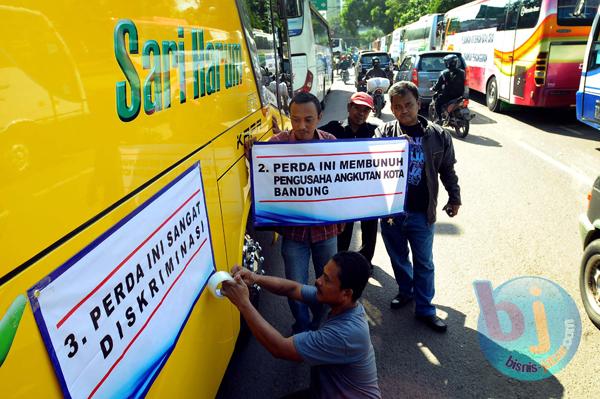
[208,271,234,298]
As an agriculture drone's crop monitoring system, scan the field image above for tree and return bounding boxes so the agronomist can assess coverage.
[340,0,394,36]
[429,0,470,14]
[385,0,431,28]
[359,27,385,47]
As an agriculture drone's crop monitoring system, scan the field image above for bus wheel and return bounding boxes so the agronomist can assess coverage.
[236,232,265,349]
[486,77,502,112]
[242,233,264,308]
[580,239,600,328]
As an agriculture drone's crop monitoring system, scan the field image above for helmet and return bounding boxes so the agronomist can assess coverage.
[372,57,380,67]
[444,54,459,69]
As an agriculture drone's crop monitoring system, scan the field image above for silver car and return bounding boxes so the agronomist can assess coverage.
[395,51,468,106]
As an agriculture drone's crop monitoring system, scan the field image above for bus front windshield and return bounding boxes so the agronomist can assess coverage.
[558,0,600,26]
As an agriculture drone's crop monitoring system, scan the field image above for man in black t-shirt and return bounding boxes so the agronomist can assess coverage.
[320,92,380,269]
[375,81,461,333]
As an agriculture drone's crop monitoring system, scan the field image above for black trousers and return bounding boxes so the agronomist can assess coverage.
[435,93,456,119]
[337,219,378,263]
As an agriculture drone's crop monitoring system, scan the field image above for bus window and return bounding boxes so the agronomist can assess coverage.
[447,17,460,36]
[558,0,600,26]
[237,0,278,107]
[484,0,508,29]
[504,0,520,30]
[518,0,542,29]
[286,0,302,18]
[587,24,600,72]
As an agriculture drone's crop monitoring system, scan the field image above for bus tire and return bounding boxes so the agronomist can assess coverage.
[486,77,502,112]
[236,229,265,349]
[580,239,600,329]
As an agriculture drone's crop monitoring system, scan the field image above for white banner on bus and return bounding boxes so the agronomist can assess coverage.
[28,163,216,399]
[251,138,409,226]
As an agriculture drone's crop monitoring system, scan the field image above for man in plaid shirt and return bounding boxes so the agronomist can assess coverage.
[269,92,344,333]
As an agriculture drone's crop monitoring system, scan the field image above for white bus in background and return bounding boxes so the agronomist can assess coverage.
[380,34,388,52]
[401,14,445,54]
[332,37,346,55]
[287,0,333,105]
[389,27,405,62]
[444,0,599,111]
[253,29,277,74]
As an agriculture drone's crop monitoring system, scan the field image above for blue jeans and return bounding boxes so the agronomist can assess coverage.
[281,236,337,333]
[380,212,436,316]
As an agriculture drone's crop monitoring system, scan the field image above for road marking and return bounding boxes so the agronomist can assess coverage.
[516,140,593,186]
[417,342,441,366]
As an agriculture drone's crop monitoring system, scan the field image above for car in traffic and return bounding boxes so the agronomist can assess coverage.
[354,51,394,88]
[395,51,468,107]
[580,175,600,329]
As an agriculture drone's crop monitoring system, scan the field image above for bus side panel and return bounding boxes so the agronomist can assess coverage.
[0,0,259,274]
[0,157,234,398]
[579,69,600,128]
[0,0,263,397]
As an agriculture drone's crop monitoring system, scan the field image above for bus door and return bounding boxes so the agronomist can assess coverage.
[579,12,600,126]
[496,0,520,101]
[512,0,543,101]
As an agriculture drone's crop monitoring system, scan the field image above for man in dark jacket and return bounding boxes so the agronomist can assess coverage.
[365,57,388,80]
[320,92,380,270]
[431,54,466,123]
[375,81,461,333]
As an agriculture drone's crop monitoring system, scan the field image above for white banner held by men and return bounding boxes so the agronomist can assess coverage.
[251,138,409,226]
[28,163,217,399]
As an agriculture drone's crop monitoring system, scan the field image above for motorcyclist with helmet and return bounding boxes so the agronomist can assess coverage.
[365,57,388,79]
[339,55,351,71]
[431,54,466,123]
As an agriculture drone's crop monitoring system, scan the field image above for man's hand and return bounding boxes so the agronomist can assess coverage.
[221,274,251,309]
[243,135,258,160]
[272,117,282,135]
[231,265,257,286]
[443,203,460,217]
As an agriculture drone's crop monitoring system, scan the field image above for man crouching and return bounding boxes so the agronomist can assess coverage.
[222,251,381,399]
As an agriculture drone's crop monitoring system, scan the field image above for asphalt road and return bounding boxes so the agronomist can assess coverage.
[217,71,600,398]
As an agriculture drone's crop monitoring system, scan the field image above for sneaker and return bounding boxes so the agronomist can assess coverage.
[390,293,413,309]
[415,314,447,333]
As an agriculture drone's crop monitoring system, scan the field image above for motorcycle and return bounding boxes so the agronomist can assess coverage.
[366,77,390,118]
[341,67,350,84]
[428,92,474,138]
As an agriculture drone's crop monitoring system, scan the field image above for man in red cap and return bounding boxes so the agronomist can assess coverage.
[319,92,381,271]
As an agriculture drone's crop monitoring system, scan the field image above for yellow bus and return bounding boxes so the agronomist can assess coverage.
[0,0,291,397]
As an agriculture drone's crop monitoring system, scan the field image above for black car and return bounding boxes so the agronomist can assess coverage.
[354,51,394,89]
[579,175,600,328]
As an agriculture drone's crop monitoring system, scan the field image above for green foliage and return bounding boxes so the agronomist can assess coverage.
[339,0,471,44]
[429,0,471,14]
[360,27,385,44]
[386,0,431,27]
